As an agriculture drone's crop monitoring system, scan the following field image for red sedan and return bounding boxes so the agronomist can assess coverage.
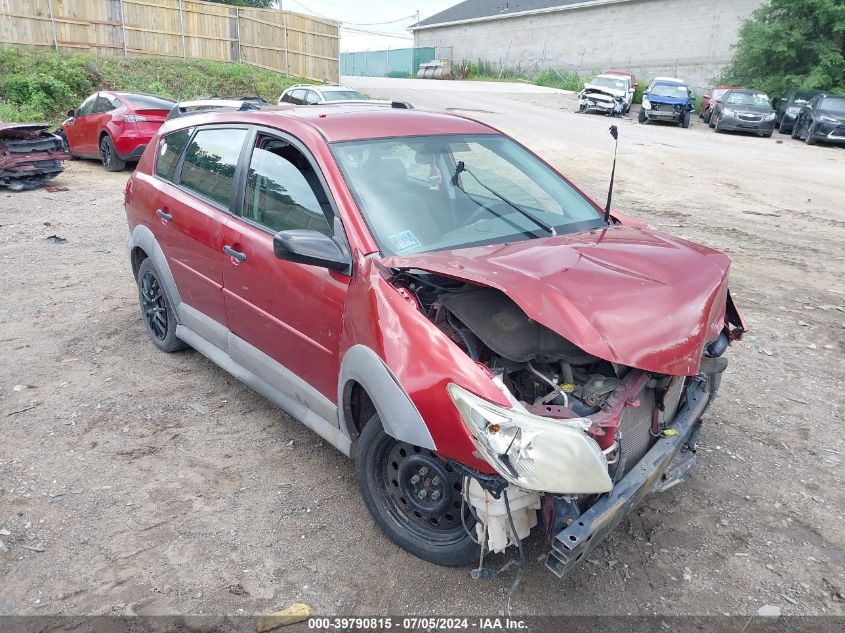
[700,85,742,123]
[124,102,745,581]
[62,92,174,171]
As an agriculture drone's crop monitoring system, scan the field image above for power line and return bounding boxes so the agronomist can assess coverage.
[340,26,413,39]
[285,1,416,28]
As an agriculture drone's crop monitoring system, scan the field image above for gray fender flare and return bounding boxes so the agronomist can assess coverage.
[338,345,436,453]
[127,224,182,318]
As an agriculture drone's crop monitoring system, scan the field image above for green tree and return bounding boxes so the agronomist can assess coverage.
[205,0,275,8]
[721,0,845,98]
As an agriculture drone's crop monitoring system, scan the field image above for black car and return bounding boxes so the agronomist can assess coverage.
[710,89,776,137]
[775,88,826,134]
[792,94,845,145]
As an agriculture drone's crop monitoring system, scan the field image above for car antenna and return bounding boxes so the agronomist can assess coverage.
[604,125,619,225]
[240,49,263,103]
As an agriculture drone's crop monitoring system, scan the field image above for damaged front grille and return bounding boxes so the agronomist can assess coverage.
[0,123,70,191]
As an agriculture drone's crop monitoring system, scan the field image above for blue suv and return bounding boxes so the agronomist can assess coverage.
[639,78,695,128]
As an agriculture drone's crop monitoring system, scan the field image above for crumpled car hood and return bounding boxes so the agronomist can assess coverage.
[582,84,626,99]
[383,226,731,376]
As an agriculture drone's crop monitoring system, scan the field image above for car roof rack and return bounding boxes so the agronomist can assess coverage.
[309,100,414,110]
[166,99,265,120]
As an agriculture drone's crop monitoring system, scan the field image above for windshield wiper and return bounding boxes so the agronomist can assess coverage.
[451,161,556,236]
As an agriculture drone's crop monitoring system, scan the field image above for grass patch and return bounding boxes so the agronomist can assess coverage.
[0,47,309,125]
[534,68,585,92]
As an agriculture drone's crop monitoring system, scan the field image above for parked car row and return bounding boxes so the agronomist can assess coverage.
[578,71,845,146]
[59,84,373,173]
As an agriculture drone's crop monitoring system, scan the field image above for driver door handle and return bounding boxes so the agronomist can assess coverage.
[155,208,172,222]
[223,245,247,262]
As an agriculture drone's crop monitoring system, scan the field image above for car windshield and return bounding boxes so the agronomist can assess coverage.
[792,90,819,104]
[591,76,627,91]
[121,94,175,109]
[322,90,366,101]
[331,134,606,256]
[651,83,688,98]
[821,97,845,114]
[725,91,770,106]
[713,88,729,99]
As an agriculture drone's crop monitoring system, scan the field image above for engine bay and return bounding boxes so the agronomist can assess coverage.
[391,270,635,419]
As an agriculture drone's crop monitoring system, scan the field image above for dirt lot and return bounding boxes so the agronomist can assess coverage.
[1,79,844,618]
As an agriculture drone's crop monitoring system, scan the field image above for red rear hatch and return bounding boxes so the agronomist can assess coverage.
[128,109,170,138]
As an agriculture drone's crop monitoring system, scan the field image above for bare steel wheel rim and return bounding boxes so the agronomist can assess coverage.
[100,138,112,168]
[140,271,168,340]
[376,438,472,545]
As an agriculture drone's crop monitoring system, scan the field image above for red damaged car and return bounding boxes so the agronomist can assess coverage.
[124,102,745,580]
[62,91,174,172]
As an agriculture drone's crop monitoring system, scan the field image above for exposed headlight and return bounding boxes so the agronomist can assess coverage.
[447,383,613,494]
[765,112,776,121]
[721,107,735,117]
[786,106,800,116]
[642,97,651,110]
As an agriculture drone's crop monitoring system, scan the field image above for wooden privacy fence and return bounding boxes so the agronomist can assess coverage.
[0,0,339,82]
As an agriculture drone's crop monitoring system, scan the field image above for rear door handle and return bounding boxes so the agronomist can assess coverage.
[155,208,172,222]
[223,245,247,262]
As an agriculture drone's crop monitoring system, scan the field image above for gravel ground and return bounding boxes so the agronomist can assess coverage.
[1,79,843,618]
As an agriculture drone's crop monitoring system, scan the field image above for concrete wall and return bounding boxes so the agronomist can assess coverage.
[413,0,766,89]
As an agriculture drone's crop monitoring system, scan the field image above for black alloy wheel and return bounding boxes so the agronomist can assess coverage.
[100,135,126,172]
[136,259,186,353]
[355,415,479,566]
[140,270,168,341]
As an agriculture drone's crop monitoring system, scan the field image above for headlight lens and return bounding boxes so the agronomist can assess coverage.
[786,106,800,116]
[765,112,776,121]
[721,107,734,117]
[642,97,651,109]
[447,383,613,494]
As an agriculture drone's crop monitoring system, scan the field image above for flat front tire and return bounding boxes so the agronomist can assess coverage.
[137,259,187,353]
[354,414,479,566]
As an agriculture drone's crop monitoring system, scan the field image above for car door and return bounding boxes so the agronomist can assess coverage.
[149,125,250,332]
[65,93,97,155]
[91,94,119,152]
[221,128,350,401]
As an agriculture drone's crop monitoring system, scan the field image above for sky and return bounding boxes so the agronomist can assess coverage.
[277,0,459,52]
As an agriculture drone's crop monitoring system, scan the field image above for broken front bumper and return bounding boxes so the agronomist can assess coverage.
[545,378,708,578]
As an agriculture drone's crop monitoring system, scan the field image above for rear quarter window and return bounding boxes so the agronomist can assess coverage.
[177,128,248,208]
[155,128,192,181]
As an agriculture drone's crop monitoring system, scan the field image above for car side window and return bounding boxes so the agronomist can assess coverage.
[304,90,320,105]
[93,95,116,113]
[155,128,193,181]
[280,92,291,103]
[77,94,97,116]
[242,135,333,236]
[290,89,306,105]
[177,128,248,208]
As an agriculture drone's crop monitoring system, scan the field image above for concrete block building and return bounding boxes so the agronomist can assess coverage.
[410,0,767,88]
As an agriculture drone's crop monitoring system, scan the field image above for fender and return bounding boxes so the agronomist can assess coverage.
[127,224,183,317]
[338,344,435,453]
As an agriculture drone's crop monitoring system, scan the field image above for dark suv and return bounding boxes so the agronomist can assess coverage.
[124,102,745,580]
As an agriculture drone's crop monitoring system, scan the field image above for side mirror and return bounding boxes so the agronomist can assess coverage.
[273,229,350,273]
[67,109,75,117]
